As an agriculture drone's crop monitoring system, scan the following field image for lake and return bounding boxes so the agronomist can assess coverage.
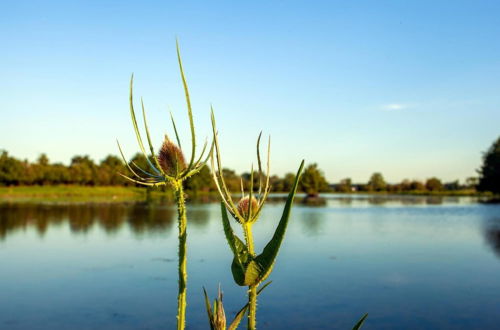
[1,194,499,329]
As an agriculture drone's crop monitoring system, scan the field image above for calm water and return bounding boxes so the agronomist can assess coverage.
[1,195,499,329]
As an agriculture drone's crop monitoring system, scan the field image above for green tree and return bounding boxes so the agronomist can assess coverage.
[281,173,296,192]
[184,165,214,192]
[98,155,126,185]
[465,177,479,189]
[269,175,284,192]
[478,136,500,194]
[299,163,329,196]
[367,172,386,191]
[0,151,26,185]
[70,155,97,185]
[33,154,50,185]
[220,168,241,192]
[410,180,425,191]
[425,177,443,191]
[337,178,352,192]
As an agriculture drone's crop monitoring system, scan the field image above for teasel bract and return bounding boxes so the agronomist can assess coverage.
[203,282,271,330]
[117,41,212,330]
[210,111,304,330]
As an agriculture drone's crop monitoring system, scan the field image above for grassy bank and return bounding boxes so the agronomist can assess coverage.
[347,189,484,197]
[0,185,149,202]
[0,185,488,203]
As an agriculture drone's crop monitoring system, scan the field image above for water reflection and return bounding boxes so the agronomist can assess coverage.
[299,210,325,236]
[1,197,500,330]
[483,218,500,258]
[0,202,177,240]
[0,195,479,241]
[267,194,472,207]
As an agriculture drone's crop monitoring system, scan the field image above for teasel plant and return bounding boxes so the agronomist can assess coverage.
[209,111,304,330]
[117,42,213,330]
[203,282,271,330]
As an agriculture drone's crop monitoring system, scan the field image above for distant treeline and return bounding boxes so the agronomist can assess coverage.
[0,150,478,194]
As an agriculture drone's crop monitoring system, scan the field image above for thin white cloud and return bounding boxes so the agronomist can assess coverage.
[381,103,410,111]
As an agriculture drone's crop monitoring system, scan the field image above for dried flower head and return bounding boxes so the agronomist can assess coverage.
[237,196,259,220]
[158,138,186,177]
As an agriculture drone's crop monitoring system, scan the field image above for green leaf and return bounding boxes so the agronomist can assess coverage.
[257,281,272,295]
[141,98,167,177]
[203,287,215,330]
[254,160,304,283]
[243,260,262,286]
[128,75,162,176]
[176,40,196,172]
[227,281,271,330]
[228,303,248,330]
[352,313,368,330]
[221,203,250,285]
[221,203,248,263]
[169,112,182,150]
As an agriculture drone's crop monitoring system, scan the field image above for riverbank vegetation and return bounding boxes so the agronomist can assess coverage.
[0,149,489,198]
[1,135,498,198]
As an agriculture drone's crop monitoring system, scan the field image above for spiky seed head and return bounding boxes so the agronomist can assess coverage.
[237,195,259,220]
[213,289,226,330]
[158,138,186,177]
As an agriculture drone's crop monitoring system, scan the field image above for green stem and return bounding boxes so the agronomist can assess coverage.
[243,223,255,256]
[248,284,258,330]
[243,223,257,329]
[175,181,187,330]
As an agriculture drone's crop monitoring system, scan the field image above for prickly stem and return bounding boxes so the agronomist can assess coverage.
[175,181,188,330]
[248,284,258,330]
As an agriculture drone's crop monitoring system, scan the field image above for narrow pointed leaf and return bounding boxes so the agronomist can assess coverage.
[221,203,249,266]
[228,304,248,330]
[227,281,271,330]
[203,287,215,330]
[210,108,239,216]
[257,281,272,295]
[141,98,167,177]
[131,161,162,179]
[118,173,160,187]
[255,160,304,282]
[129,75,162,175]
[176,40,196,172]
[256,132,263,196]
[352,313,368,330]
[248,164,254,220]
[116,140,146,180]
[169,111,182,150]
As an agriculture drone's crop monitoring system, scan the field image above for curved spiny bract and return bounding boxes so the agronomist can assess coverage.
[220,160,304,287]
[121,72,212,186]
[210,111,273,225]
[116,42,213,330]
[210,105,303,330]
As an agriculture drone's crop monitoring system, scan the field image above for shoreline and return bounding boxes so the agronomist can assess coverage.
[0,185,491,202]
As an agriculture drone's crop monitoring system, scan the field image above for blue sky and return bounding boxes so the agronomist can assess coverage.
[1,1,499,183]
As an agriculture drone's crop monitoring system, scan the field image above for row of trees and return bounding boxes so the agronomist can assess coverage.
[1,135,498,194]
[0,150,323,193]
[334,173,478,193]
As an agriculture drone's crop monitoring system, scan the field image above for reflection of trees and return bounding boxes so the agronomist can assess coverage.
[0,202,179,241]
[366,196,389,205]
[300,210,324,236]
[187,207,210,228]
[128,202,175,234]
[484,219,500,258]
[301,196,327,206]
[68,205,95,233]
[425,196,444,205]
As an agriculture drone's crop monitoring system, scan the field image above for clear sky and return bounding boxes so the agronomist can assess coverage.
[1,1,499,183]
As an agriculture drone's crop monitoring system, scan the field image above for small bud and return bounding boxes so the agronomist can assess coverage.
[237,196,259,220]
[158,138,186,176]
[213,288,226,330]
